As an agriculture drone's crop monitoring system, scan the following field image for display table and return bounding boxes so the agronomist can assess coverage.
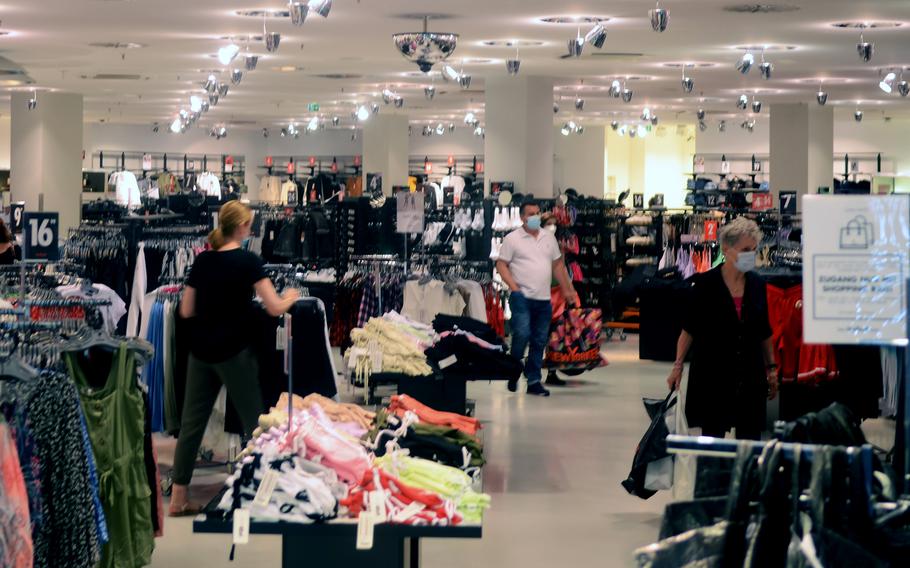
[193,512,482,568]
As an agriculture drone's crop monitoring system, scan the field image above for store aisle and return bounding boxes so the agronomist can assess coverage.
[151,337,672,568]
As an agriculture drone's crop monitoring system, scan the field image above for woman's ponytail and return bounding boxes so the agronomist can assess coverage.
[208,227,226,250]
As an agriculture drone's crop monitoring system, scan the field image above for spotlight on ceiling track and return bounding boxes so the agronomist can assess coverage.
[280,128,288,138]
[506,59,521,75]
[759,58,772,80]
[459,74,472,88]
[332,116,340,126]
[152,123,160,133]
[574,96,585,111]
[448,123,456,133]
[169,119,183,134]
[857,32,873,63]
[231,69,243,85]
[567,29,584,58]
[618,125,627,137]
[641,107,651,121]
[879,71,896,93]
[696,108,706,120]
[382,89,396,104]
[200,101,210,113]
[651,115,659,126]
[698,120,707,132]
[899,75,910,97]
[265,32,281,53]
[473,126,484,137]
[203,74,217,93]
[218,84,229,98]
[736,51,754,75]
[610,80,622,98]
[649,0,669,33]
[622,85,633,103]
[718,120,727,132]
[681,66,694,93]
[218,43,240,66]
[190,96,203,113]
[553,102,560,114]
[356,105,370,121]
[442,65,460,82]
[737,94,749,110]
[307,116,320,131]
[245,55,259,71]
[610,121,619,131]
[816,84,828,105]
[289,2,309,26]
[262,128,269,138]
[637,125,648,138]
[424,86,436,100]
[394,96,404,108]
[586,23,607,49]
[370,103,380,115]
[208,93,219,106]
[435,123,446,136]
[308,0,332,19]
[464,111,476,125]
[751,98,762,113]
[854,109,864,122]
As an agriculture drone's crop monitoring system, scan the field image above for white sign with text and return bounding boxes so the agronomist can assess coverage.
[803,195,910,345]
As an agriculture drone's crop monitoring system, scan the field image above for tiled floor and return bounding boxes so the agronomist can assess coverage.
[148,338,691,567]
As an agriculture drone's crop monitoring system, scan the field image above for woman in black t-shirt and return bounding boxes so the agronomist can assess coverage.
[0,218,18,264]
[169,201,299,516]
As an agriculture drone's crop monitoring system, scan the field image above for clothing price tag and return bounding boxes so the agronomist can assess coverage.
[276,326,287,351]
[356,513,375,550]
[232,509,250,545]
[369,490,387,522]
[253,469,279,508]
[392,502,425,523]
[438,355,458,369]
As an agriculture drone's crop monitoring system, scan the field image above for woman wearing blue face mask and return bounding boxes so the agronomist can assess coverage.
[666,217,778,440]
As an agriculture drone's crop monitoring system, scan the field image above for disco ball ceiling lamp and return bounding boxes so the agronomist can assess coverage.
[393,16,459,73]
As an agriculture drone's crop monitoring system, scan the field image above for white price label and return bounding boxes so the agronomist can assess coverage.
[233,509,250,545]
[356,513,375,550]
[438,355,458,369]
[253,469,279,508]
[276,326,287,351]
[392,502,425,523]
[369,490,387,522]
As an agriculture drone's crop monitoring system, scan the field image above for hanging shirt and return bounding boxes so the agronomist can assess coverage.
[441,175,466,205]
[198,172,221,199]
[402,280,467,325]
[111,171,141,208]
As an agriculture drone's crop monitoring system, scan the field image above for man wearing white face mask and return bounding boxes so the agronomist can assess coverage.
[496,201,579,397]
[666,217,778,440]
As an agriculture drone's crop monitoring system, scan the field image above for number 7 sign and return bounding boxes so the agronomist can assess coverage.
[23,212,59,260]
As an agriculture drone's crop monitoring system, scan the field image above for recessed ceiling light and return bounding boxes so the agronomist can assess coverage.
[89,42,146,49]
[235,9,291,18]
[830,21,904,29]
[218,35,265,42]
[480,39,546,47]
[733,44,797,51]
[661,62,718,68]
[0,31,12,37]
[723,4,799,13]
[539,16,611,24]
[273,66,305,72]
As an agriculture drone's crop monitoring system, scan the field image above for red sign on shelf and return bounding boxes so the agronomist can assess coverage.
[309,156,317,167]
[704,220,718,242]
[751,192,774,211]
[353,155,362,167]
[287,160,295,175]
[265,156,274,167]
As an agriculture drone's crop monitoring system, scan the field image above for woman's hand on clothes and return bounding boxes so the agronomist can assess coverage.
[767,370,779,400]
[667,365,683,391]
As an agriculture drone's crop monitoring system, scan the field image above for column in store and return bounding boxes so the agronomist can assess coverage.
[484,75,554,197]
[10,91,83,233]
[362,113,409,195]
[769,103,834,209]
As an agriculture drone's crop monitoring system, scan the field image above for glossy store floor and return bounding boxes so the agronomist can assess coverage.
[152,336,855,568]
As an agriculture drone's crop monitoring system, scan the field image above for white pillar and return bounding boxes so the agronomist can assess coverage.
[770,103,833,207]
[553,125,606,198]
[484,76,554,197]
[10,91,83,233]
[362,114,409,195]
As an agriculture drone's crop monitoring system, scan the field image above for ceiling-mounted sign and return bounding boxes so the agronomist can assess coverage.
[23,212,59,261]
[307,103,320,112]
[803,195,910,345]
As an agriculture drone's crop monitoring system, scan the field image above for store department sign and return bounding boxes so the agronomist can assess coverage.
[803,195,910,345]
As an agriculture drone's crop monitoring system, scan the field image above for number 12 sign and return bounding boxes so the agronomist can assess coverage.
[23,212,59,260]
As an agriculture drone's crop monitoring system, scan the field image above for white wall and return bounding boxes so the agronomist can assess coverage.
[697,116,910,176]
[0,117,10,170]
[553,125,606,198]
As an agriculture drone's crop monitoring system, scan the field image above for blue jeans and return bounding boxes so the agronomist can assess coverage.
[509,293,552,385]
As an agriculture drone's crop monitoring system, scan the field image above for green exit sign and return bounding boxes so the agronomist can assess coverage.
[307,103,320,112]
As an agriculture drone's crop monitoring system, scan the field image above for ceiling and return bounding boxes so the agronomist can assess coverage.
[0,0,908,132]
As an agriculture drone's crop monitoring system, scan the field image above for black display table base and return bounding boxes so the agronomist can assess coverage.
[193,516,482,568]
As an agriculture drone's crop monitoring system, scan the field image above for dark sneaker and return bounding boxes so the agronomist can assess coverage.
[527,383,551,397]
[545,373,568,387]
[507,379,518,392]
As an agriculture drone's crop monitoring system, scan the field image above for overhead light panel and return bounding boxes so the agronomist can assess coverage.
[218,43,241,66]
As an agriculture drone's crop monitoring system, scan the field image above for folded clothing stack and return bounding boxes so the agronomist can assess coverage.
[388,394,481,436]
[427,315,521,381]
[369,409,484,469]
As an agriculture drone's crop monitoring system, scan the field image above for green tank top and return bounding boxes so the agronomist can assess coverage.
[65,343,154,568]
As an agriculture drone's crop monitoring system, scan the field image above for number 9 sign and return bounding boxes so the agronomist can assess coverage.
[23,212,59,261]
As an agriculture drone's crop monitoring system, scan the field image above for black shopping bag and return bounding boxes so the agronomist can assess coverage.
[622,391,677,500]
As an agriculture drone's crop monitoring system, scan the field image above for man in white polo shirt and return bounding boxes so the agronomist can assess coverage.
[496,200,579,396]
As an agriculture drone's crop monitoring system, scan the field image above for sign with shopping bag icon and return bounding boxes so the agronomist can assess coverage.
[804,195,910,345]
[839,215,874,249]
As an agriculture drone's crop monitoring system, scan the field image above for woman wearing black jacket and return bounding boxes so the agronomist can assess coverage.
[666,217,778,440]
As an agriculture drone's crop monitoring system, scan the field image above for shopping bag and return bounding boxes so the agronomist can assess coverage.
[645,398,677,491]
[839,215,872,249]
[672,366,697,501]
[622,391,677,499]
[544,308,608,371]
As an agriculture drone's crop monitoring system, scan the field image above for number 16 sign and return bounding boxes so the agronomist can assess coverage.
[23,212,59,261]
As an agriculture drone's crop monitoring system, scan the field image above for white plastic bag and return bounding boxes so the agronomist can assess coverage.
[672,366,697,500]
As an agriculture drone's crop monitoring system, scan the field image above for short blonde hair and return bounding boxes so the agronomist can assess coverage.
[719,217,762,248]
